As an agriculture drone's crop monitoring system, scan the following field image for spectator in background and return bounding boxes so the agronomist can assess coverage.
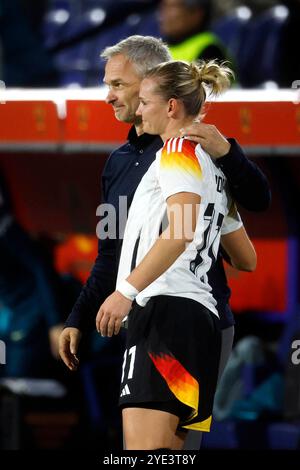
[0,170,64,377]
[158,0,230,64]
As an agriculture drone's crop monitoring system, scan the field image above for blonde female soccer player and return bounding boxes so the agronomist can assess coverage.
[96,59,256,450]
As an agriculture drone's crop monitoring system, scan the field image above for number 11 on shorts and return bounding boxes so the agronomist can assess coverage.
[121,345,136,383]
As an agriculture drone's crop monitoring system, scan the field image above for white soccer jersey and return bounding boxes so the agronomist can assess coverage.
[117,137,243,317]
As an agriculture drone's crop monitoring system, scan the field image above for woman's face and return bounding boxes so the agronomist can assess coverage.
[136,78,170,136]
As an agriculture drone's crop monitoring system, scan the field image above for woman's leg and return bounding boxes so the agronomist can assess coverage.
[122,407,187,450]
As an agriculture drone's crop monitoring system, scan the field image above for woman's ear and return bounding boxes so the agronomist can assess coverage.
[167,98,177,116]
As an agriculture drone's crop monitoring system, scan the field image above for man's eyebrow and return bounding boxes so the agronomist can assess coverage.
[103,78,124,85]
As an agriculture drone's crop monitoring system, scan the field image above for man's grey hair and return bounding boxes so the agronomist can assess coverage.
[100,35,172,77]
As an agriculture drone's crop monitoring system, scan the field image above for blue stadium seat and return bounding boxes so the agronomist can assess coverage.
[85,17,142,83]
[42,1,81,49]
[212,5,253,63]
[202,420,239,449]
[203,418,298,450]
[213,4,289,87]
[43,9,70,49]
[44,0,161,85]
[237,5,289,87]
[267,422,300,449]
[132,11,160,38]
[59,70,88,87]
[53,8,106,46]
[53,36,95,76]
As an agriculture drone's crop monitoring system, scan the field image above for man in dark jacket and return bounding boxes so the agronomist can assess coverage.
[59,35,271,449]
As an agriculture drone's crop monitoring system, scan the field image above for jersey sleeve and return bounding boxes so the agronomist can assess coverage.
[221,201,243,235]
[158,137,204,200]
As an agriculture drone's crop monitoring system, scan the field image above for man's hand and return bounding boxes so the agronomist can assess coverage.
[49,323,64,360]
[180,122,231,158]
[59,327,82,371]
[96,291,132,337]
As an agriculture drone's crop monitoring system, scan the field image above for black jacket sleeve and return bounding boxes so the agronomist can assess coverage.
[64,237,117,332]
[64,157,118,333]
[216,138,271,212]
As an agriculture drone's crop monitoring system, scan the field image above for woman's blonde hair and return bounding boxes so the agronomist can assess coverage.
[145,59,234,116]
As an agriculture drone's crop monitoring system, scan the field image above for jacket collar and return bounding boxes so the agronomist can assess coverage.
[127,126,162,151]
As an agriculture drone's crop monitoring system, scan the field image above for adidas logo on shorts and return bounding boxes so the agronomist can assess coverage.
[120,384,131,397]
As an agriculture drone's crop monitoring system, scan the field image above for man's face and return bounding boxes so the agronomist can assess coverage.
[136,78,169,136]
[103,54,142,124]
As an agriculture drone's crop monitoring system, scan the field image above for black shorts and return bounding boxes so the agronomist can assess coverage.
[119,295,221,432]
